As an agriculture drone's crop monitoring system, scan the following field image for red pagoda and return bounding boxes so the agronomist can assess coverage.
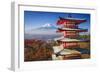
[52,16,88,60]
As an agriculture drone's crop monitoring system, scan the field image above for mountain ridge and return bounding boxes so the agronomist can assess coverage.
[25,23,62,40]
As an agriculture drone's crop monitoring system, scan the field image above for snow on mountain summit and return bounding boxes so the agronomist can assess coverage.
[42,23,52,27]
[40,23,57,29]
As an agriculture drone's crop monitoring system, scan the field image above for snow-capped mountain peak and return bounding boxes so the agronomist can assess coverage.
[25,23,58,35]
[42,23,52,27]
[25,23,62,39]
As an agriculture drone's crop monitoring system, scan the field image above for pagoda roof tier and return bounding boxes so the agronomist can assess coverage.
[57,17,86,25]
[53,46,81,55]
[59,49,81,55]
[57,27,87,32]
[54,37,86,42]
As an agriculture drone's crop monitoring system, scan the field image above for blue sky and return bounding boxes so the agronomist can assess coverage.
[24,11,90,33]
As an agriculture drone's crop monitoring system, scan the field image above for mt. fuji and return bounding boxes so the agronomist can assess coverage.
[38,23,57,30]
[25,23,62,40]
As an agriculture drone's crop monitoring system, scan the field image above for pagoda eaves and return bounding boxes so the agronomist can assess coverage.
[54,37,86,42]
[57,28,88,32]
[57,17,86,25]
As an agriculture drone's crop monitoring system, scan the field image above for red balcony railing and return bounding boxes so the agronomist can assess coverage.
[64,25,78,29]
[62,42,79,48]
